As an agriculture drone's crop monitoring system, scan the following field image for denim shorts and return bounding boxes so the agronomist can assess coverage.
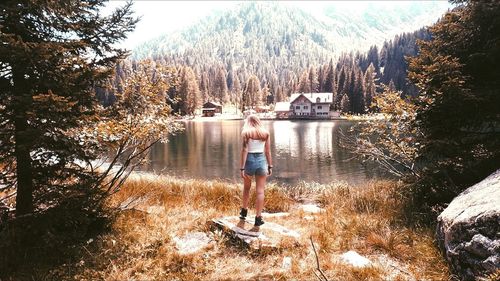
[244,153,268,176]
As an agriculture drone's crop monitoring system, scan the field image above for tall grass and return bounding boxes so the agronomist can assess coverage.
[3,174,450,280]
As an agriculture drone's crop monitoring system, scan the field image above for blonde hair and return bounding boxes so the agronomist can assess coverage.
[241,115,269,143]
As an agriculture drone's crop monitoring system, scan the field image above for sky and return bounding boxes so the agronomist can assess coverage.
[104,1,451,50]
[104,1,238,49]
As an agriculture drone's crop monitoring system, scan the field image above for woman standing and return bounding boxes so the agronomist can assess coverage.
[239,115,273,230]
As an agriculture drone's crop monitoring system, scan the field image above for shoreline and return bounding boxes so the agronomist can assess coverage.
[175,113,386,122]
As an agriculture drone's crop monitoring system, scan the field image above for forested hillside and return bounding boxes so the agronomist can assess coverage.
[134,1,446,61]
[98,2,447,114]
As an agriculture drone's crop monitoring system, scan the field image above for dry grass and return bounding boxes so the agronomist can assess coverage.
[41,175,450,281]
[484,269,500,281]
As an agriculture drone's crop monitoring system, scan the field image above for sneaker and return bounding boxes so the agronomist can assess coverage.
[254,216,264,226]
[239,208,248,220]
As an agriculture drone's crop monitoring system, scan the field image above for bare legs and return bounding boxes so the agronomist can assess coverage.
[239,174,267,232]
[240,174,267,217]
[241,175,252,210]
[255,175,266,217]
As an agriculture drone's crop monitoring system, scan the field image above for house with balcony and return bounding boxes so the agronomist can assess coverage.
[289,92,334,118]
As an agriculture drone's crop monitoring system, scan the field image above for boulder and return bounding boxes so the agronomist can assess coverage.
[210,216,300,250]
[436,169,500,280]
[173,232,212,255]
[339,251,372,268]
[281,256,292,271]
[300,204,324,214]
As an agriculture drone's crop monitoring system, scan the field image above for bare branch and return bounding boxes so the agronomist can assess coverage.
[310,236,329,281]
[0,191,16,203]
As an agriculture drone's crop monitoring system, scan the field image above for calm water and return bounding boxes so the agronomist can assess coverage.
[142,120,381,186]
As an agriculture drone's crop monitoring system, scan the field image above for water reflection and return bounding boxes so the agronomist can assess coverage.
[143,120,379,186]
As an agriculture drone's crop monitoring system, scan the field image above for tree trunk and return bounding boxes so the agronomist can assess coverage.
[13,71,34,216]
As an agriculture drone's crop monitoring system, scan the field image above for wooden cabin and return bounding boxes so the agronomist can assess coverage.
[202,101,222,117]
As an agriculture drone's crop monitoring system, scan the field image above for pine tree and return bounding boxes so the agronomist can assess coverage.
[226,70,235,93]
[199,72,210,103]
[276,86,286,102]
[0,1,137,215]
[287,75,297,96]
[317,65,325,92]
[298,70,310,93]
[214,67,228,104]
[243,75,261,109]
[363,63,377,111]
[379,29,430,96]
[178,66,201,115]
[268,74,279,101]
[323,60,336,93]
[232,74,242,105]
[347,68,365,114]
[354,68,366,113]
[408,0,500,194]
[335,67,347,110]
[308,66,319,93]
[366,45,380,74]
[340,94,350,113]
[337,66,349,97]
[347,68,357,113]
[261,83,271,105]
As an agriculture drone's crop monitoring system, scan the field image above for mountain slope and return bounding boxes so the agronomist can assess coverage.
[132,1,449,66]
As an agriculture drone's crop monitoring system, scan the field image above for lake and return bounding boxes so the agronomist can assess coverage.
[142,119,382,186]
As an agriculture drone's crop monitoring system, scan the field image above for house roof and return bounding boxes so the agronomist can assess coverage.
[203,101,222,108]
[274,102,291,112]
[290,92,333,104]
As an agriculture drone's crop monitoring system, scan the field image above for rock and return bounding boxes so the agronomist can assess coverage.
[281,256,292,271]
[173,232,212,255]
[300,204,324,214]
[261,212,290,218]
[436,169,500,280]
[210,216,300,250]
[339,251,372,268]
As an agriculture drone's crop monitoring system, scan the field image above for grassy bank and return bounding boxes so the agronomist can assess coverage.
[2,175,451,280]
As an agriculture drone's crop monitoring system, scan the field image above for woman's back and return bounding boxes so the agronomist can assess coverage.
[247,138,266,153]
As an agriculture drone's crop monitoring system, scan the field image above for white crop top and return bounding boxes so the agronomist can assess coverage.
[247,138,266,153]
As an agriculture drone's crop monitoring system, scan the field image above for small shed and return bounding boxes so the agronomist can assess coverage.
[274,102,291,119]
[202,101,222,117]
